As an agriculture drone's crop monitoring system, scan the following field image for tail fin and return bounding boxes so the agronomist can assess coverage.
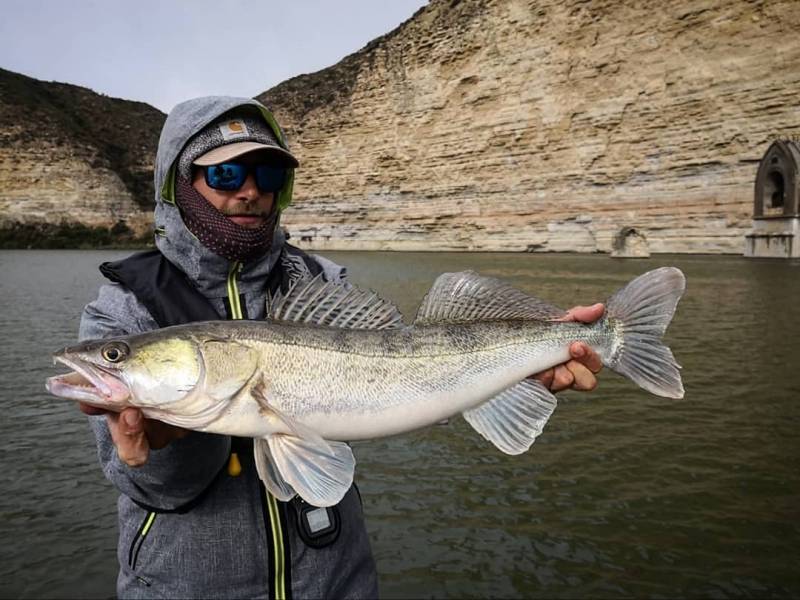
[605,267,686,399]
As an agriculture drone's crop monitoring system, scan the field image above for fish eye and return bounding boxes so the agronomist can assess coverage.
[102,342,129,363]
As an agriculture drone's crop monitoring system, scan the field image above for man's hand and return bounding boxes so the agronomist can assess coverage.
[79,403,188,467]
[532,303,605,392]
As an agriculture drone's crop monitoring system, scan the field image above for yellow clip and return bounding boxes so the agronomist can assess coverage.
[227,452,242,477]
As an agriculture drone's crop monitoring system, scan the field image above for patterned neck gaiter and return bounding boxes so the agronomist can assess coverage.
[175,176,278,263]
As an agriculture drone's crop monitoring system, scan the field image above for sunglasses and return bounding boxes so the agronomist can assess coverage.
[202,162,287,193]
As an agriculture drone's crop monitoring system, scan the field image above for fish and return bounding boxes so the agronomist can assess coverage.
[46,267,685,507]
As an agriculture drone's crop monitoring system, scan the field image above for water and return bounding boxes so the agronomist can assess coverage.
[1,250,798,598]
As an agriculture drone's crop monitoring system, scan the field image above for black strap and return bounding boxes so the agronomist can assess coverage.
[99,250,221,327]
[99,245,323,328]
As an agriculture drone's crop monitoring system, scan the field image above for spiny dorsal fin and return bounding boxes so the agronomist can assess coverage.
[414,271,566,325]
[267,273,405,330]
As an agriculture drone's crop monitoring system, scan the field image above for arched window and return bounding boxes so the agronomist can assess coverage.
[765,171,785,209]
[754,141,799,218]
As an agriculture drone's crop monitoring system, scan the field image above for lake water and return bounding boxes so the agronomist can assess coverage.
[0,250,798,598]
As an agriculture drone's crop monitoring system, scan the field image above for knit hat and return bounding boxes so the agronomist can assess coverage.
[177,113,298,178]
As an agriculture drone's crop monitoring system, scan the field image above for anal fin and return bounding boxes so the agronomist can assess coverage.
[463,379,557,455]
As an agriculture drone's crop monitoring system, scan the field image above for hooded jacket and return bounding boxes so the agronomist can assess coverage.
[79,97,378,599]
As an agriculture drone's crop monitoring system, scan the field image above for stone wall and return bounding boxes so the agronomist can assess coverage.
[260,0,800,254]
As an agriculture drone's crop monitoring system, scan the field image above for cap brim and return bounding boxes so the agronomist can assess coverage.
[193,141,299,168]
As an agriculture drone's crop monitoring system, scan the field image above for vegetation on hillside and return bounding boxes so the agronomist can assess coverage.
[0,68,165,211]
[0,221,153,249]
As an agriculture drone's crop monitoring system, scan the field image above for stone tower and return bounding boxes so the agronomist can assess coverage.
[745,140,800,258]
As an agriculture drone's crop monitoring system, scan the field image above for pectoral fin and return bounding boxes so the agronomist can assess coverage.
[463,379,557,455]
[249,375,354,506]
[267,434,355,507]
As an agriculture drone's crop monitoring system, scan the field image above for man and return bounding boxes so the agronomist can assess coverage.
[79,96,603,598]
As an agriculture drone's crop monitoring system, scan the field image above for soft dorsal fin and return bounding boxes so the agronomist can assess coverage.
[267,274,405,329]
[414,271,566,325]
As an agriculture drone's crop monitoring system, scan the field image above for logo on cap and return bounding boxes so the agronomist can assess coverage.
[219,119,249,141]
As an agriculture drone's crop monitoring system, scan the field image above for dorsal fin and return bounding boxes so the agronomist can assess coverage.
[267,274,405,330]
[414,271,566,325]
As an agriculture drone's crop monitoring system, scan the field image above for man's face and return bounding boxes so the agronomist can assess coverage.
[192,151,276,230]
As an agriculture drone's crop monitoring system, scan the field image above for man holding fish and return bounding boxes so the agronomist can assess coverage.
[62,96,606,598]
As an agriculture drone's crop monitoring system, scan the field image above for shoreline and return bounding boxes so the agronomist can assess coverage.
[0,246,777,258]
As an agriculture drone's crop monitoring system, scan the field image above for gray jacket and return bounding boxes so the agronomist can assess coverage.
[80,96,378,599]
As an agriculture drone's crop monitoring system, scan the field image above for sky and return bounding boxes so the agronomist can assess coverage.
[0,0,429,113]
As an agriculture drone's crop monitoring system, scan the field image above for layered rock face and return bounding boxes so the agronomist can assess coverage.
[2,1,798,253]
[0,69,164,238]
[260,0,800,253]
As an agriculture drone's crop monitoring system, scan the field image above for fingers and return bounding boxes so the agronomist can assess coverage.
[567,360,598,391]
[145,421,190,450]
[531,343,603,392]
[531,361,575,392]
[544,360,597,392]
[549,364,575,392]
[103,407,188,463]
[565,342,601,391]
[79,402,108,416]
[530,305,606,392]
[562,303,605,324]
[106,408,149,467]
[570,342,603,374]
[532,368,555,389]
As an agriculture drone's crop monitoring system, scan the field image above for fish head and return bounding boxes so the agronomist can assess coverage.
[46,333,202,411]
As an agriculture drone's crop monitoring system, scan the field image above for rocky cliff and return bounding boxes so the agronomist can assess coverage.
[0,68,164,246]
[259,0,800,254]
[2,0,798,253]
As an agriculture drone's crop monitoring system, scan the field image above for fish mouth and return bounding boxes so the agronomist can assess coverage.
[45,354,130,408]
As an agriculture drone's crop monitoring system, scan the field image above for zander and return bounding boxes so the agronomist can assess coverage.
[46,268,686,507]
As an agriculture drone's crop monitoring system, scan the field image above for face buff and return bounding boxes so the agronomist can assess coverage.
[175,176,278,263]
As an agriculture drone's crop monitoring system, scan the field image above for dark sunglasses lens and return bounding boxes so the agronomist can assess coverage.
[255,166,286,193]
[205,163,247,191]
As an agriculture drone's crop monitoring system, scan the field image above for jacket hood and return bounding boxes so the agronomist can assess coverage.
[153,96,295,298]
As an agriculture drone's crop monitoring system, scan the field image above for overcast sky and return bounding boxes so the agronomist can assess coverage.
[0,0,429,113]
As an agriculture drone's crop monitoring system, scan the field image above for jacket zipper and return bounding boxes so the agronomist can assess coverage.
[128,511,157,573]
[227,261,289,600]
